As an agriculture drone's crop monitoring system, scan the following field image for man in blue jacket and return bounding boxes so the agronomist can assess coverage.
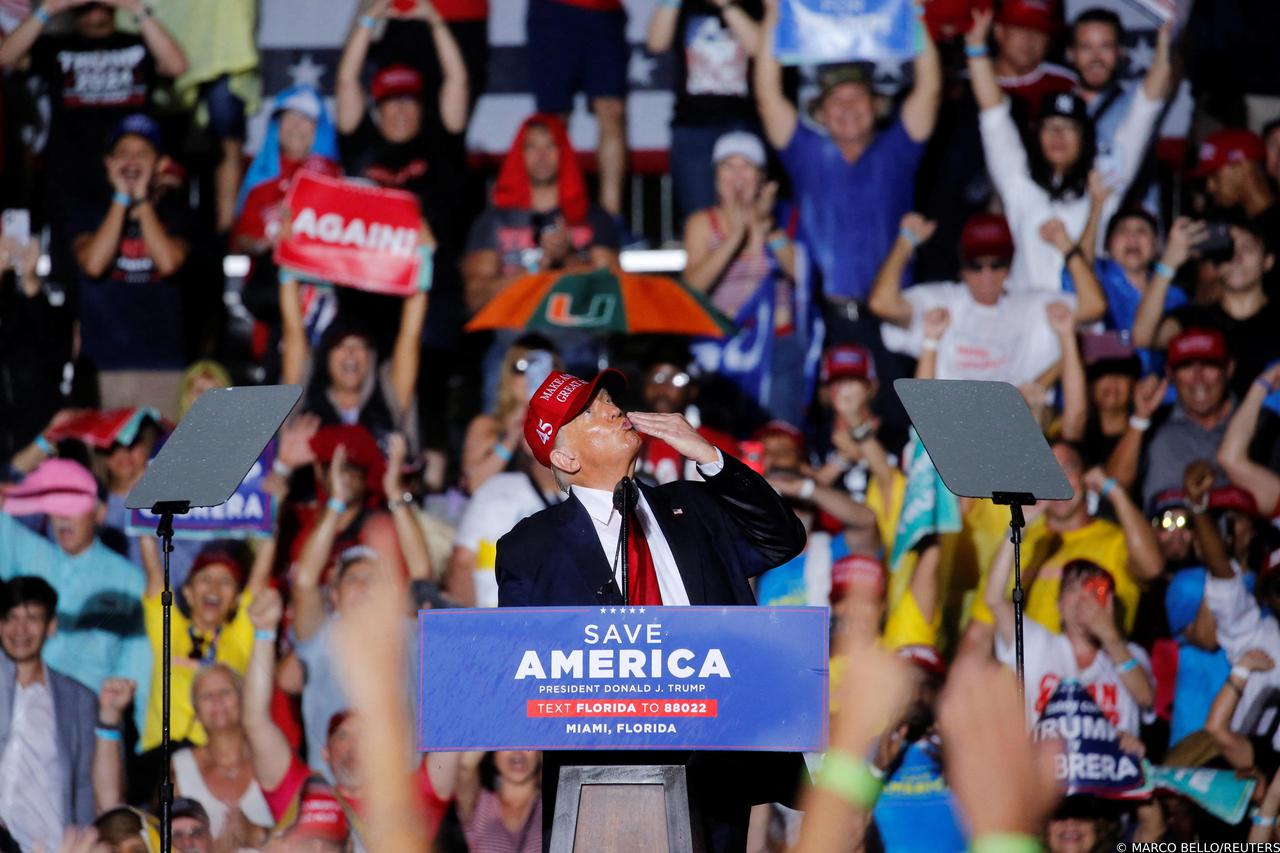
[496,368,806,852]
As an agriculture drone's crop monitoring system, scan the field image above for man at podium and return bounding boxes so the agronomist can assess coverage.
[496,368,808,851]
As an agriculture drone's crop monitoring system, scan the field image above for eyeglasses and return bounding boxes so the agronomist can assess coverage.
[964,258,1011,272]
[649,370,691,388]
[172,827,212,842]
[1153,511,1188,531]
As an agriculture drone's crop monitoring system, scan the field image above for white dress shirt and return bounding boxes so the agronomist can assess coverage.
[0,674,64,853]
[571,451,724,606]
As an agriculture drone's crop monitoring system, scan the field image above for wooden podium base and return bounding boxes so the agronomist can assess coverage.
[549,764,704,853]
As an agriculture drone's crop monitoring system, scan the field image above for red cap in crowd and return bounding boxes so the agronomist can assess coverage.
[293,785,350,843]
[752,420,806,453]
[997,0,1058,34]
[829,553,886,603]
[960,213,1014,263]
[187,548,247,589]
[1192,128,1265,178]
[821,344,876,384]
[1166,327,1228,369]
[309,425,387,502]
[895,644,947,677]
[1208,485,1259,517]
[371,64,424,104]
[524,370,626,468]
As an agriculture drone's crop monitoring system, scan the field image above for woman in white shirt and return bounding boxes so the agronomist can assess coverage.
[964,7,1173,292]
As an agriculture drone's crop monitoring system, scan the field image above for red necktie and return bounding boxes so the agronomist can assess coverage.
[627,509,664,605]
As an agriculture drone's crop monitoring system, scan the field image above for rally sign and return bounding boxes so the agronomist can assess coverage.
[773,0,918,66]
[1149,766,1255,825]
[1032,680,1146,799]
[46,407,163,450]
[127,441,278,541]
[419,607,828,752]
[275,171,422,296]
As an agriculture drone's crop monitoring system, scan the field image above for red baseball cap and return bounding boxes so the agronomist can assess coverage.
[998,0,1058,34]
[960,213,1014,262]
[1192,128,1265,178]
[1167,327,1228,369]
[821,344,876,384]
[371,64,423,103]
[187,548,246,589]
[524,369,627,468]
[1208,485,1259,517]
[292,784,350,843]
[829,553,886,603]
[895,643,947,676]
[752,420,806,452]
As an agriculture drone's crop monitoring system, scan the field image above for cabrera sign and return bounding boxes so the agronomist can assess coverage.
[275,171,423,296]
[419,607,828,751]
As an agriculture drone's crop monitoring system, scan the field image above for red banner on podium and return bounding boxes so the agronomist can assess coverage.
[275,171,422,296]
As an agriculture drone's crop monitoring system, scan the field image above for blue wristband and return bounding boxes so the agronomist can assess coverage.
[32,6,50,24]
[1153,260,1175,279]
[899,227,921,249]
[1099,477,1117,499]
[493,443,513,463]
[112,191,132,208]
[95,727,123,742]
[359,14,377,29]
[327,497,348,514]
[33,435,53,456]
[416,244,434,292]
[965,43,989,58]
[254,629,276,642]
[767,235,789,254]
[1116,657,1139,675]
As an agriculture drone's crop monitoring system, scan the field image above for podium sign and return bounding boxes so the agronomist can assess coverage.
[419,606,828,752]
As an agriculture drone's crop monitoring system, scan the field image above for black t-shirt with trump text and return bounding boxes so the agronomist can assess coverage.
[30,32,156,165]
[70,192,189,371]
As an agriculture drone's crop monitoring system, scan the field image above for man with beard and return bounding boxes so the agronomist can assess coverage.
[0,459,150,733]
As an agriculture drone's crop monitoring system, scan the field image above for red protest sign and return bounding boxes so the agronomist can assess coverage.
[45,408,165,449]
[275,171,423,296]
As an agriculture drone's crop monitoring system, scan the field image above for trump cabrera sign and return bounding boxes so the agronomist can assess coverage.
[419,607,828,751]
[275,171,423,296]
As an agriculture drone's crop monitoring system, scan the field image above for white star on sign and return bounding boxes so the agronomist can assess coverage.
[600,608,607,613]
[288,54,326,90]
[638,608,646,614]
[628,47,656,88]
[610,607,617,614]
[1126,37,1155,76]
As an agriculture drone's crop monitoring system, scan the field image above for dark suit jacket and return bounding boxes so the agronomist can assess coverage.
[0,654,97,827]
[495,454,810,844]
[496,453,806,608]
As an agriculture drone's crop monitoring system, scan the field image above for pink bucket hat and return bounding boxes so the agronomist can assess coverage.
[1,459,98,517]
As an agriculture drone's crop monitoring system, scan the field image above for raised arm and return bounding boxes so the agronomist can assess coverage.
[93,678,135,813]
[139,535,164,598]
[382,434,432,582]
[1041,218,1106,323]
[278,273,310,387]
[1079,171,1111,265]
[1084,466,1163,582]
[73,200,129,279]
[454,751,487,822]
[645,1,679,53]
[914,307,950,379]
[767,471,877,536]
[1217,365,1280,517]
[245,532,276,600]
[1104,375,1166,490]
[753,0,797,151]
[332,571,429,852]
[390,285,429,413]
[1204,656,1266,772]
[243,589,294,792]
[0,0,69,69]
[134,196,189,278]
[900,12,942,143]
[335,0,390,134]
[124,2,186,77]
[1184,460,1233,579]
[411,0,469,133]
[964,8,1002,111]
[1131,218,1199,347]
[1048,303,1087,442]
[1141,23,1174,102]
[292,446,350,642]
[984,536,1018,649]
[869,214,934,326]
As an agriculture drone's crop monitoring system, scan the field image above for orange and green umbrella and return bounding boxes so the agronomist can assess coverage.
[465,268,735,339]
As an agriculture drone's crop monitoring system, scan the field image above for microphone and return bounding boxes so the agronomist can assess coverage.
[612,477,637,605]
[612,477,637,515]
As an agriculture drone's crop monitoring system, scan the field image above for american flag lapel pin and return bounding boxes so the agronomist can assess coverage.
[673,507,683,516]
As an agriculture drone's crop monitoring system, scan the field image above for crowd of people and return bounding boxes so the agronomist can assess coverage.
[0,0,1279,849]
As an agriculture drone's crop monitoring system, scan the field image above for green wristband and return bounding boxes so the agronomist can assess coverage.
[970,832,1042,853]
[815,750,883,810]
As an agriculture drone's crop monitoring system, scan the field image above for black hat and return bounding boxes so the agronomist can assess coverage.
[1039,91,1089,126]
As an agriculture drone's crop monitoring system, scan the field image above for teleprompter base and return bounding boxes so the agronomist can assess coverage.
[550,764,704,853]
